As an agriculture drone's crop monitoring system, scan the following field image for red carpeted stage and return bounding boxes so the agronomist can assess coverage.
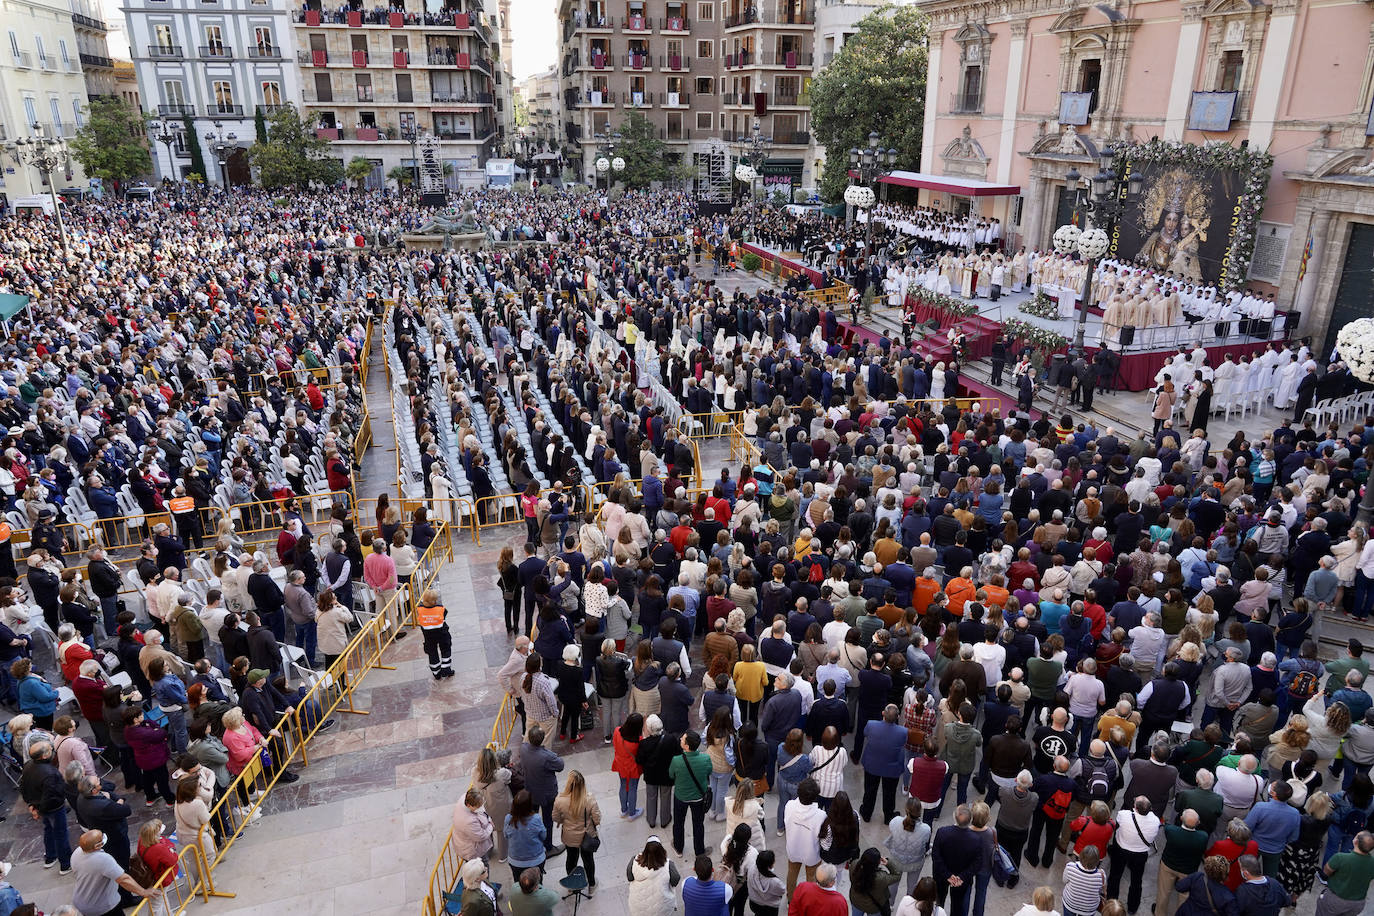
[1082,339,1281,391]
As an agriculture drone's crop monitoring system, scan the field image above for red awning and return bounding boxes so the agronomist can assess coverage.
[848,169,1019,197]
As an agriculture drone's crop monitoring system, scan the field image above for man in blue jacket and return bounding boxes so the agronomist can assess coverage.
[518,725,565,855]
[858,704,908,824]
[1245,781,1302,879]
[759,673,803,786]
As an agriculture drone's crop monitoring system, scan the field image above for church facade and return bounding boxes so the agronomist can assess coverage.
[915,0,1374,350]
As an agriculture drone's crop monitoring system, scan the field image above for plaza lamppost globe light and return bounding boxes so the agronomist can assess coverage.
[1078,227,1110,259]
[611,156,625,172]
[595,156,610,173]
[843,184,875,209]
[1052,223,1082,255]
[734,164,757,182]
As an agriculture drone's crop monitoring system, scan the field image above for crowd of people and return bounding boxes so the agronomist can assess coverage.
[1,181,1372,916]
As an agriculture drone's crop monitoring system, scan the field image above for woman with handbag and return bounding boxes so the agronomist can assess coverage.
[136,818,180,916]
[552,770,601,897]
[1173,855,1239,916]
[775,729,813,837]
[497,547,521,636]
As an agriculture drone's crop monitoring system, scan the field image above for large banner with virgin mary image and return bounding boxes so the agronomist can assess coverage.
[1109,157,1242,286]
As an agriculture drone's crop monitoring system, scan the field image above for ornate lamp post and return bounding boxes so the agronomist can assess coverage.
[1051,143,1143,353]
[203,120,239,188]
[4,124,71,254]
[734,118,773,237]
[147,119,180,182]
[593,130,623,190]
[846,131,898,254]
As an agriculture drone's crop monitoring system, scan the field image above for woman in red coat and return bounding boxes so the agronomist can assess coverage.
[612,711,644,819]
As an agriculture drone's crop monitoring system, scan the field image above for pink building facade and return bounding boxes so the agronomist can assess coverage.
[916,0,1374,349]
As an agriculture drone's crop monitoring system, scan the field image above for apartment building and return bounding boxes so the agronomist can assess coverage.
[71,0,116,97]
[124,0,299,184]
[518,65,560,150]
[556,0,819,190]
[0,0,92,202]
[289,0,502,189]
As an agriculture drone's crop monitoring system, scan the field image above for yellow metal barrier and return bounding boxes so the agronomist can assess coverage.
[130,521,456,916]
[420,691,521,916]
[471,484,597,546]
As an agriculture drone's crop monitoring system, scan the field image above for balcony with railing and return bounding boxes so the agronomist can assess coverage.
[622,52,652,70]
[724,7,814,27]
[247,45,281,59]
[157,102,196,117]
[39,55,56,70]
[562,10,613,41]
[209,103,244,116]
[772,91,809,106]
[758,49,811,67]
[577,90,616,105]
[722,50,753,68]
[660,15,689,30]
[721,92,741,105]
[71,11,107,30]
[948,90,982,114]
[660,90,690,106]
[79,51,113,68]
[658,54,691,70]
[147,44,184,59]
[198,44,234,59]
[625,90,653,107]
[621,14,650,30]
[660,126,692,141]
[587,50,612,69]
[298,49,329,65]
[775,129,809,144]
[11,51,32,68]
[292,6,489,35]
[431,89,494,104]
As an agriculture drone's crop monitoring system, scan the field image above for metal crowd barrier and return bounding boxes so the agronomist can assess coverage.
[128,521,456,916]
[419,692,521,916]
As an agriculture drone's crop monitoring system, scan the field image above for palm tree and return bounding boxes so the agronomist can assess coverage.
[387,164,412,190]
[345,156,374,190]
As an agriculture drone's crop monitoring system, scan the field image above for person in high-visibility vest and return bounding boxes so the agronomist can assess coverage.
[414,588,453,680]
[168,486,203,550]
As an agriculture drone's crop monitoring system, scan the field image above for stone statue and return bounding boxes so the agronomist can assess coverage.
[1057,127,1080,154]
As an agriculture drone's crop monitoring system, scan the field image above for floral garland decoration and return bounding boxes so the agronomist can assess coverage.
[1003,318,1069,354]
[907,290,979,320]
[1019,292,1058,320]
[1112,139,1275,293]
[1335,318,1374,385]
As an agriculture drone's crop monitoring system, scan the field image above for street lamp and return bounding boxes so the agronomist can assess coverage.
[1051,142,1143,353]
[847,131,899,255]
[204,120,239,188]
[4,124,71,254]
[593,130,623,190]
[733,117,773,238]
[148,119,179,182]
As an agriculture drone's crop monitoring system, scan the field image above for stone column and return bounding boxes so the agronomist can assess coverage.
[1163,1,1205,140]
[995,20,1028,186]
[1248,0,1300,151]
[921,30,945,172]
[1286,207,1330,333]
[1022,171,1049,251]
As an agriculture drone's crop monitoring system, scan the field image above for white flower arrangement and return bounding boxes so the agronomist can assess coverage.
[1336,318,1374,384]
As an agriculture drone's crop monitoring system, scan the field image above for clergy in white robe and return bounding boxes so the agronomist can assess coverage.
[1274,354,1303,408]
[1213,356,1237,405]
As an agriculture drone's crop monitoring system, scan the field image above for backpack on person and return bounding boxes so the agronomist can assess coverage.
[1287,668,1320,701]
[1286,769,1317,808]
[1079,760,1112,801]
[1041,788,1073,819]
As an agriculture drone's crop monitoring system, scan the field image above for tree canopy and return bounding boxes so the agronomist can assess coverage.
[614,110,669,189]
[67,98,152,185]
[809,5,928,204]
[248,104,344,189]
